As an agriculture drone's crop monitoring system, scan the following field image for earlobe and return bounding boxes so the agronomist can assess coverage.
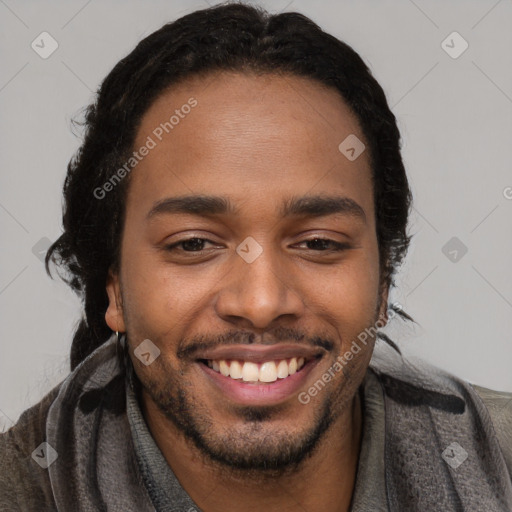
[105,269,126,333]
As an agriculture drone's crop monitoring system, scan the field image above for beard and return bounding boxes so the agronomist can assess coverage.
[124,293,383,478]
[133,347,357,478]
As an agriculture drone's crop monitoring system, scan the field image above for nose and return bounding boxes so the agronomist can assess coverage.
[214,243,306,330]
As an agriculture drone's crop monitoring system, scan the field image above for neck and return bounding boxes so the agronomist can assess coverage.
[142,390,363,512]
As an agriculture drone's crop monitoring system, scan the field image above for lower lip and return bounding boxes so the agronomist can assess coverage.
[197,358,321,405]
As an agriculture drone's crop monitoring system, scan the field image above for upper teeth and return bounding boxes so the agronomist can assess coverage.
[207,357,305,383]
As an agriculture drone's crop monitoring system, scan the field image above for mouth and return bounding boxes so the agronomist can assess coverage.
[199,356,309,384]
[194,344,325,405]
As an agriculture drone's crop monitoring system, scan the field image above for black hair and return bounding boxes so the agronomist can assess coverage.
[46,1,414,370]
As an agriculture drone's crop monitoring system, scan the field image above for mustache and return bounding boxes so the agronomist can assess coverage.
[177,326,335,360]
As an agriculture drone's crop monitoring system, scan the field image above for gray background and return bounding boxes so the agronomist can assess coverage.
[1,0,511,431]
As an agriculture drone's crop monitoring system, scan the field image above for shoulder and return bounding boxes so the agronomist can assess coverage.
[471,383,512,477]
[0,383,62,511]
[369,343,512,479]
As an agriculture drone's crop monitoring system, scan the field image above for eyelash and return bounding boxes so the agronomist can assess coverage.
[164,237,350,255]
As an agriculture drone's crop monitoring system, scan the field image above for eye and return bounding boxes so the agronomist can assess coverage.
[165,237,218,253]
[297,238,350,252]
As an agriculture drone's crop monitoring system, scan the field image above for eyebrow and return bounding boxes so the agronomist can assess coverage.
[146,194,366,224]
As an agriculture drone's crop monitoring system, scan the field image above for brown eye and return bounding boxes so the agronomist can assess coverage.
[166,237,215,253]
[300,238,350,252]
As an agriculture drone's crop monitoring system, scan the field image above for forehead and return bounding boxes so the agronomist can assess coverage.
[128,71,374,223]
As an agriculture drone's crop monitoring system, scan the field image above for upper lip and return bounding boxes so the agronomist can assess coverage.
[194,344,325,363]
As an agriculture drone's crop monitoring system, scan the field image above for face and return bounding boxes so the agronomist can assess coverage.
[106,71,388,473]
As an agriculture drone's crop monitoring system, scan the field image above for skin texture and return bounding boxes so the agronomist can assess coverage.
[105,71,388,512]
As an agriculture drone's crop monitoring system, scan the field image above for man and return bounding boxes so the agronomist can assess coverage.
[1,3,511,511]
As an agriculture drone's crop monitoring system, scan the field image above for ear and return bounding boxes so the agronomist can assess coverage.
[105,268,126,333]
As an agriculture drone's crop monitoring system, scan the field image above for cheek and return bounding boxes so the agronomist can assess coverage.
[311,247,381,344]
[119,245,171,329]
[317,247,380,309]
[120,246,214,332]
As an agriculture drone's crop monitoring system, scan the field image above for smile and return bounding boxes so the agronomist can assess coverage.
[203,357,307,384]
[194,343,326,404]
